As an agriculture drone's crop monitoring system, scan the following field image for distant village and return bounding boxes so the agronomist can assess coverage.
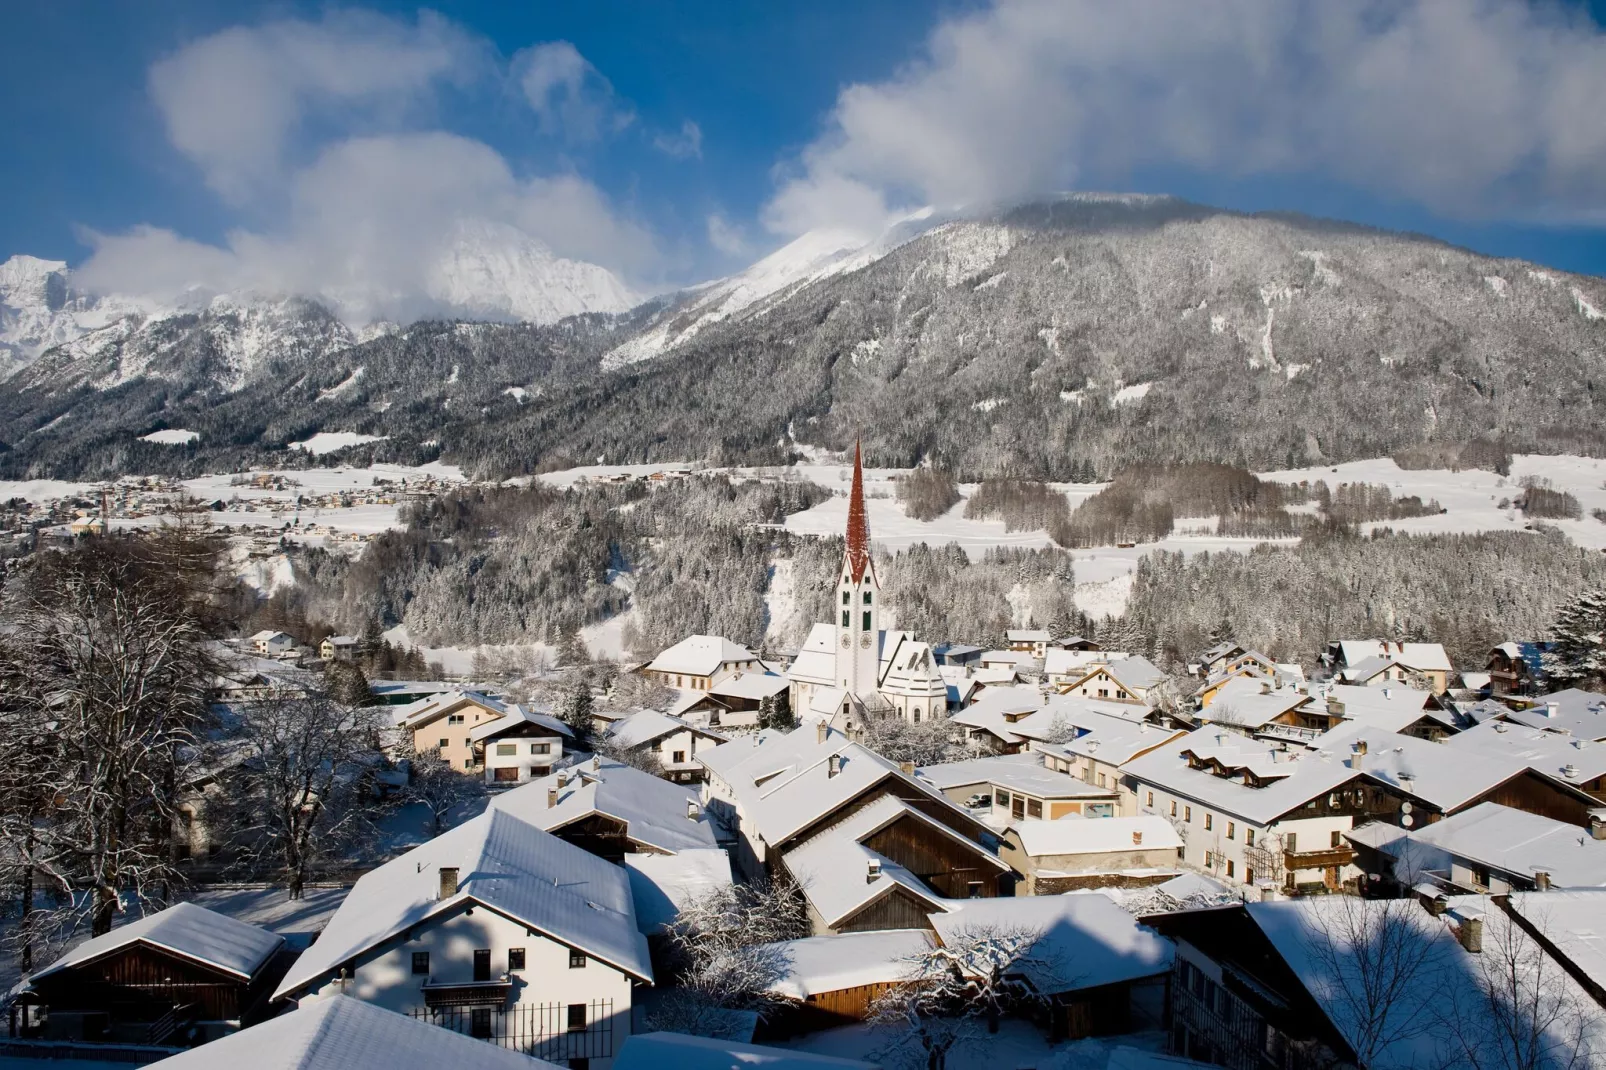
[3,451,1605,1070]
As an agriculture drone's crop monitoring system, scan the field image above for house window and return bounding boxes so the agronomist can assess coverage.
[1227,822,1236,840]
[412,952,430,975]
[494,767,520,782]
[448,714,464,725]
[1204,814,1213,831]
[567,1004,587,1032]
[1205,851,1213,868]
[1245,829,1255,847]
[996,790,1009,807]
[1170,801,1178,817]
[496,743,516,756]
[463,758,473,769]
[1097,773,1107,787]
[967,881,983,898]
[1012,797,1025,820]
[1098,689,1109,698]
[1147,792,1154,807]
[508,948,526,972]
[1331,830,1343,848]
[1027,799,1043,818]
[438,738,449,749]
[470,1008,492,1039]
[1471,863,1490,888]
[1185,806,1192,822]
[1285,833,1298,853]
[474,949,491,982]
[532,743,550,755]
[570,950,587,969]
[1226,860,1235,878]
[672,751,686,764]
[1246,867,1255,885]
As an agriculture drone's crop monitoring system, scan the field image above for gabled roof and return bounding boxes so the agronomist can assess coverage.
[1504,889,1606,993]
[1388,802,1606,888]
[1007,629,1051,642]
[32,902,281,984]
[1044,648,1127,677]
[625,849,734,934]
[647,635,760,677]
[395,690,519,731]
[1023,700,1184,764]
[467,704,572,743]
[1069,655,1167,694]
[1197,678,1311,728]
[146,996,560,1070]
[490,758,717,854]
[1442,720,1606,786]
[757,930,933,1000]
[607,709,728,750]
[1504,689,1606,741]
[1332,640,1452,673]
[1011,815,1183,857]
[711,671,789,700]
[275,809,652,1000]
[781,803,953,928]
[1336,655,1416,684]
[1322,684,1435,732]
[916,753,1112,800]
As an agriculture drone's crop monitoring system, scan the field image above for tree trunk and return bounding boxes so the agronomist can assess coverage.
[18,829,34,974]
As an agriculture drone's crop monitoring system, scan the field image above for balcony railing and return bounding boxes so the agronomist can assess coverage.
[1285,847,1355,870]
[420,977,514,1008]
[1257,722,1323,743]
[409,1000,615,1058]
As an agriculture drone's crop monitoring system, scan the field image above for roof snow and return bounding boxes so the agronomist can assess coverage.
[1332,640,1451,673]
[625,849,734,934]
[1387,802,1606,888]
[1503,688,1606,741]
[275,808,652,1000]
[145,995,559,1070]
[607,709,727,750]
[917,753,1112,799]
[1011,815,1183,857]
[758,929,934,999]
[1442,720,1606,785]
[490,757,717,854]
[646,635,761,677]
[616,1031,875,1070]
[32,901,281,984]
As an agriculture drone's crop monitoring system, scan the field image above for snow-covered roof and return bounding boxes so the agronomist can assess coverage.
[1198,677,1311,728]
[1010,815,1183,857]
[930,893,1173,993]
[1025,701,1184,765]
[608,709,727,750]
[1342,820,1410,852]
[1333,640,1452,672]
[646,635,760,677]
[782,816,947,928]
[396,689,521,730]
[625,849,734,934]
[1044,648,1128,677]
[250,630,292,643]
[1104,656,1168,693]
[758,929,934,999]
[1008,630,1051,642]
[490,758,717,854]
[711,671,789,700]
[1504,688,1606,741]
[1322,684,1435,732]
[616,1032,875,1070]
[1504,889,1606,991]
[467,704,572,743]
[32,902,281,984]
[1387,802,1606,888]
[950,685,1048,744]
[275,809,652,1000]
[1442,720,1606,785]
[146,995,560,1070]
[917,753,1113,799]
[1336,655,1421,685]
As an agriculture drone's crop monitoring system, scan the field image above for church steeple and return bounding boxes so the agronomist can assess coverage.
[846,441,870,582]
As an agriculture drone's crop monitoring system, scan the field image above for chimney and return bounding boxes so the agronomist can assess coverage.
[1260,681,1272,695]
[438,867,459,900]
[1452,911,1484,953]
[547,787,559,808]
[1545,701,1559,719]
[1535,871,1552,891]
[1425,893,1450,916]
[686,799,700,820]
[1563,763,1580,779]
[1590,810,1606,841]
[866,859,881,883]
[899,760,915,776]
[817,722,829,744]
[1355,739,1369,755]
[1382,687,1392,699]
[1132,830,1144,846]
[828,753,843,779]
[1494,722,1509,733]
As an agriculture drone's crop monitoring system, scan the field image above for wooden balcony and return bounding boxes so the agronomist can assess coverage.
[420,978,512,1008]
[1284,847,1355,871]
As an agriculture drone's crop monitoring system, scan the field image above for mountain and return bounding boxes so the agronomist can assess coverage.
[0,255,146,377]
[426,220,639,325]
[4,195,1605,480]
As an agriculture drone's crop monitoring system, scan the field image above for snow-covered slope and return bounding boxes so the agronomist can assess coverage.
[0,255,144,377]
[427,220,639,325]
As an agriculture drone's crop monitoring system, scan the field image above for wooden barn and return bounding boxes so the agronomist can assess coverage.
[754,930,935,1039]
[21,902,285,1045]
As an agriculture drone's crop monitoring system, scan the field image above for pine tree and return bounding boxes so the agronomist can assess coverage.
[559,673,596,749]
[1543,586,1606,688]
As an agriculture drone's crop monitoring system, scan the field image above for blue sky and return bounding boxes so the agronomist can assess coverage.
[4,0,1606,314]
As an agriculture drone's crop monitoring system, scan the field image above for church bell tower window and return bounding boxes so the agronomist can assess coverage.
[841,611,850,627]
[862,611,872,630]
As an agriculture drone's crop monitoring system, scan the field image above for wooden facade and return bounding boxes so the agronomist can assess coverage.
[835,887,944,934]
[861,813,1006,900]
[548,813,664,863]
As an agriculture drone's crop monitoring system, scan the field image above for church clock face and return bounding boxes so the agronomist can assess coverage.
[860,635,872,649]
[840,635,850,648]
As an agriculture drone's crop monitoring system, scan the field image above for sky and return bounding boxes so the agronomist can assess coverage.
[3,0,1606,321]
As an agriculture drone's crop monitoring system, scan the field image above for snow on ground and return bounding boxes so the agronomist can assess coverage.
[582,609,636,661]
[138,428,199,445]
[0,478,96,502]
[381,623,555,678]
[1111,381,1153,406]
[775,1020,1171,1070]
[287,431,387,455]
[532,461,697,488]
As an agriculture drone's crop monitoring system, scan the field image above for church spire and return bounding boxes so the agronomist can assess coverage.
[846,440,870,582]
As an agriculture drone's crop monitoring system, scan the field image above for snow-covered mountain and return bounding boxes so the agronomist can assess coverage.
[427,221,639,325]
[0,255,146,377]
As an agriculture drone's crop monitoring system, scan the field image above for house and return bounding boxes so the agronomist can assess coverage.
[615,1031,874,1070]
[1503,889,1606,1007]
[757,929,933,1030]
[698,724,1008,904]
[470,706,572,785]
[1058,656,1168,705]
[1123,724,1605,893]
[1441,720,1606,801]
[143,996,563,1070]
[1045,648,1128,690]
[320,635,358,661]
[391,691,551,773]
[273,809,652,1070]
[999,815,1184,894]
[1503,688,1606,740]
[641,635,763,691]
[1324,640,1453,694]
[948,686,1047,753]
[1008,629,1053,659]
[605,710,728,783]
[1320,684,1462,741]
[1027,702,1188,812]
[1486,641,1552,698]
[1053,635,1102,652]
[490,758,719,861]
[916,753,1122,821]
[250,630,296,657]
[368,679,462,706]
[1192,678,1333,741]
[980,649,1036,672]
[24,903,285,1044]
[929,894,1173,1041]
[1380,801,1606,893]
[932,643,984,669]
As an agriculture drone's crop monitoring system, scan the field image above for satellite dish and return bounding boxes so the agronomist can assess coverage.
[1401,814,1414,828]
[1401,801,1413,814]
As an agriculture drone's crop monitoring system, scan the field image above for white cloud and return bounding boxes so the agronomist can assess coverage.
[705,213,749,256]
[513,40,634,141]
[653,120,703,159]
[148,9,480,203]
[767,0,1606,234]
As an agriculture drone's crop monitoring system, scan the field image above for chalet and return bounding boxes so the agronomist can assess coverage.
[1059,656,1168,705]
[622,850,734,937]
[948,686,1047,753]
[274,809,652,1070]
[641,635,763,691]
[392,691,552,773]
[1007,629,1052,659]
[917,753,1121,821]
[1045,648,1129,690]
[1486,641,1552,698]
[1053,635,1102,652]
[698,724,1009,909]
[1442,720,1606,800]
[1027,703,1188,812]
[604,710,728,783]
[1194,678,1339,742]
[490,758,718,861]
[249,630,296,657]
[1324,639,1453,694]
[1381,801,1606,893]
[469,706,571,785]
[319,635,358,661]
[143,996,564,1069]
[1000,815,1184,894]
[1194,641,1249,678]
[24,903,284,1044]
[1320,684,1462,741]
[931,894,1172,1041]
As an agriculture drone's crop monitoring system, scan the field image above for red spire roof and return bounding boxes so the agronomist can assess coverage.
[845,441,871,582]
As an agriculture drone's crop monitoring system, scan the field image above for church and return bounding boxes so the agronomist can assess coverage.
[786,445,948,728]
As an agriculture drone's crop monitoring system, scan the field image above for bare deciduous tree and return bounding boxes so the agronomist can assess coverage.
[401,745,487,837]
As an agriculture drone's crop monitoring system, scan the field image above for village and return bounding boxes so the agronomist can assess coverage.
[1,448,1603,1070]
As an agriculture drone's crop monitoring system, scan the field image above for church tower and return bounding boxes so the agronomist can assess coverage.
[837,442,880,698]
